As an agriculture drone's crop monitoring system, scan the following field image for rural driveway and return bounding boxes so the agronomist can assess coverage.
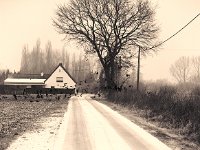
[54,94,171,150]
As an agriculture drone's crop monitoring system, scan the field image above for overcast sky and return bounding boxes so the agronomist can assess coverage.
[0,0,200,82]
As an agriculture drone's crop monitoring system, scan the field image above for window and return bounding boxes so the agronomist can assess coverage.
[56,77,63,82]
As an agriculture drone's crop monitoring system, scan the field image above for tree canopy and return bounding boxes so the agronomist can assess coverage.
[53,0,159,88]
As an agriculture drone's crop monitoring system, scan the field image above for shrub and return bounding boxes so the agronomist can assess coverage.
[105,84,200,143]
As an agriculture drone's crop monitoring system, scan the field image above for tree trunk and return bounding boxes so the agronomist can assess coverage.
[110,58,116,85]
[104,63,117,90]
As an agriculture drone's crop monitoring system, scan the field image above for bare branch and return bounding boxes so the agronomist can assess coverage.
[53,0,159,88]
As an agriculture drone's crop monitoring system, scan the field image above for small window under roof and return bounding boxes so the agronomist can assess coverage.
[56,77,63,82]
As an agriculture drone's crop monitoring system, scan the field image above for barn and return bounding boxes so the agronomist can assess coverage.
[3,63,76,94]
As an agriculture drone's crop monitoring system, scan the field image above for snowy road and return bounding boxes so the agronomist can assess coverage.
[55,95,171,150]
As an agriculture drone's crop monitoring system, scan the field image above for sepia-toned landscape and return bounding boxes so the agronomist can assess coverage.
[0,0,200,149]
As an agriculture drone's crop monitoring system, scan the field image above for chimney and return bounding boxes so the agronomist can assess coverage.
[59,63,63,66]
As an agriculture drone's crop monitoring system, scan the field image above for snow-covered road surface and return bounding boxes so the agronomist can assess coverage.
[55,95,171,150]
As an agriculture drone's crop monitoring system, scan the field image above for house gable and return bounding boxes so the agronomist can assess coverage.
[45,63,76,89]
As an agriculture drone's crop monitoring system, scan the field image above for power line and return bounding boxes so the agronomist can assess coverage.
[148,13,200,50]
[73,13,200,72]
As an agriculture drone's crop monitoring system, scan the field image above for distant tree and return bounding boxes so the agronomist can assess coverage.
[0,71,6,84]
[35,39,45,73]
[45,41,54,73]
[170,56,190,83]
[53,0,159,89]
[71,53,76,79]
[53,50,62,68]
[62,46,66,65]
[29,39,41,73]
[19,39,95,82]
[5,69,10,79]
[64,49,70,71]
[77,53,83,82]
[20,45,29,73]
[20,40,54,74]
[186,56,200,84]
[192,56,200,81]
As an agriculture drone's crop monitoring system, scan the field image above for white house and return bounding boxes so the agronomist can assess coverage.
[44,63,76,89]
[4,63,76,93]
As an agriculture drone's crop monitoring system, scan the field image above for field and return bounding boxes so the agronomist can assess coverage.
[0,94,69,150]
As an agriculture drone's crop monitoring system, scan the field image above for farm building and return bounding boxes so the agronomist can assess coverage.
[3,63,76,94]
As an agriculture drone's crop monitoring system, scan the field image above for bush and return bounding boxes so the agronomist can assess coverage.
[106,84,200,143]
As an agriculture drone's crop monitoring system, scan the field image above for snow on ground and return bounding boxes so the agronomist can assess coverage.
[7,113,64,150]
[53,95,171,150]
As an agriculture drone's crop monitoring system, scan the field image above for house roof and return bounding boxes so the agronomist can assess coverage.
[4,78,46,85]
[12,73,50,79]
[45,63,77,84]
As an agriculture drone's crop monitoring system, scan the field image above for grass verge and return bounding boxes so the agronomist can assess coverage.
[94,85,200,149]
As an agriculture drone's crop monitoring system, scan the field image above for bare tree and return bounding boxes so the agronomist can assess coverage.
[64,49,70,71]
[45,41,54,73]
[192,56,200,79]
[71,53,77,79]
[53,0,159,89]
[20,45,30,73]
[188,56,200,84]
[170,56,190,83]
[30,39,45,74]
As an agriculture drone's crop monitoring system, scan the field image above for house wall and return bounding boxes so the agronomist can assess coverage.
[45,66,76,89]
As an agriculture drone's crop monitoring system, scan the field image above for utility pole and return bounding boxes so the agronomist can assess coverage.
[136,46,141,91]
